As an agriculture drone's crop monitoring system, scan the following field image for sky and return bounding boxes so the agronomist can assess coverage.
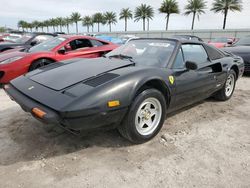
[0,0,249,33]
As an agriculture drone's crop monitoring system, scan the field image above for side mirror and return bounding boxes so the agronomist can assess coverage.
[30,41,37,46]
[185,61,198,70]
[58,49,66,54]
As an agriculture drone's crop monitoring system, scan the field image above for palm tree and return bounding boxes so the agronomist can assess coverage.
[49,18,57,32]
[184,0,207,30]
[32,21,40,32]
[119,8,133,31]
[134,4,154,31]
[211,0,242,29]
[40,21,45,32]
[27,23,34,32]
[44,20,50,33]
[159,0,179,30]
[104,12,117,32]
[146,7,154,31]
[71,12,82,34]
[64,17,72,34]
[82,16,93,33]
[56,17,65,32]
[17,20,27,31]
[93,13,106,32]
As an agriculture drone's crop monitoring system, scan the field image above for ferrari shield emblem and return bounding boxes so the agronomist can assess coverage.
[169,76,175,85]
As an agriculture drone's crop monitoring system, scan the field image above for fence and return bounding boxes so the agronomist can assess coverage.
[94,29,250,42]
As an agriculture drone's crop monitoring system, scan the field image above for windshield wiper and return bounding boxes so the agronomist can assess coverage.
[108,54,135,63]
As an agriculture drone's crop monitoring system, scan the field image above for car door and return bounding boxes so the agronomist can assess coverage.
[170,44,215,110]
[203,44,228,91]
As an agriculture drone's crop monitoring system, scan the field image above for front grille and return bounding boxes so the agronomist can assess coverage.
[0,71,4,80]
[84,73,119,87]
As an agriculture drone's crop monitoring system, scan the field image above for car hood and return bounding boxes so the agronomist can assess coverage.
[28,57,134,91]
[222,46,250,54]
[0,51,27,61]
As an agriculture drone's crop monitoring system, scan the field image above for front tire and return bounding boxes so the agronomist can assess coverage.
[118,89,166,144]
[29,59,54,71]
[214,69,236,101]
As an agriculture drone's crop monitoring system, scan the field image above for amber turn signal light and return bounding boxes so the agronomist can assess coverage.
[32,108,46,119]
[108,100,120,108]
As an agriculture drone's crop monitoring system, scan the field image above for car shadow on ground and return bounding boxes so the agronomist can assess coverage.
[0,82,249,166]
[0,106,133,166]
[0,97,221,166]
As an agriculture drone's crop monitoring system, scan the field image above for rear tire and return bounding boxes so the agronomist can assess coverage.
[29,59,54,71]
[214,69,236,101]
[118,89,166,144]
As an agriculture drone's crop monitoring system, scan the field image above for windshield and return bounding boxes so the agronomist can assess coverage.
[233,37,250,46]
[28,37,66,53]
[15,34,33,43]
[106,39,176,67]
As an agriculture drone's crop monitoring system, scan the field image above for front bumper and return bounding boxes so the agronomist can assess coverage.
[4,84,128,133]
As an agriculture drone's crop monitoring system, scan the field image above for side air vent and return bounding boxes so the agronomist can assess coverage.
[84,73,119,87]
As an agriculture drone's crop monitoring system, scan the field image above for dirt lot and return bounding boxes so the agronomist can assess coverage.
[0,77,250,188]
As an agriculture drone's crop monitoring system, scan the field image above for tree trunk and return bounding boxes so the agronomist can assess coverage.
[147,18,149,31]
[223,9,228,30]
[166,14,170,30]
[92,25,94,32]
[67,24,69,34]
[60,25,62,32]
[76,22,78,34]
[191,12,196,30]
[53,26,55,32]
[143,18,145,31]
[109,24,111,32]
[98,23,100,32]
[47,26,49,33]
[125,18,127,32]
[87,26,89,33]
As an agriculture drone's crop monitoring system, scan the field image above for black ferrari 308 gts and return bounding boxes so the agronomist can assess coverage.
[4,38,244,143]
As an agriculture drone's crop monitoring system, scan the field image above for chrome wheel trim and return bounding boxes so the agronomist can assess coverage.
[225,74,235,97]
[135,97,162,136]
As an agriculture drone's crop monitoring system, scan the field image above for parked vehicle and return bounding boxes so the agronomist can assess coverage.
[0,34,10,42]
[222,36,250,73]
[0,35,118,84]
[4,38,244,143]
[172,35,203,42]
[208,37,237,48]
[1,33,23,43]
[95,35,124,45]
[0,33,56,52]
[120,35,139,44]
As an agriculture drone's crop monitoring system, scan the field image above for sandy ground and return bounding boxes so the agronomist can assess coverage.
[0,77,250,188]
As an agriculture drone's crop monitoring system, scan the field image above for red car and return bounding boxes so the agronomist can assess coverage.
[208,37,237,48]
[0,35,118,84]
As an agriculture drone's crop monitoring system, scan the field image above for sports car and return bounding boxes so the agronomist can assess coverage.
[4,38,244,143]
[208,37,237,48]
[222,36,250,73]
[0,33,56,52]
[0,35,118,85]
